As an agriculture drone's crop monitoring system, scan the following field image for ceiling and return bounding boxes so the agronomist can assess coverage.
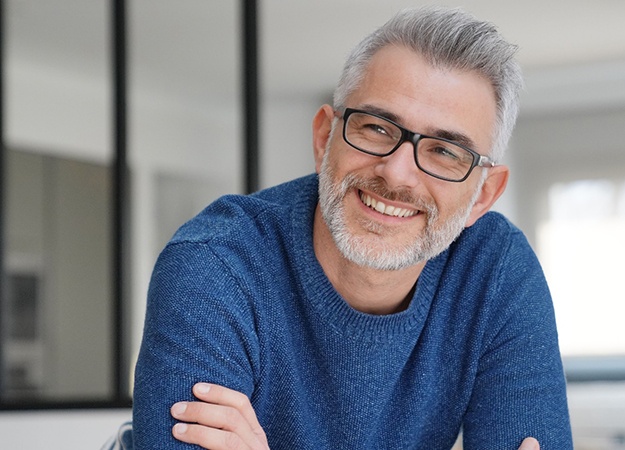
[260,0,625,96]
[6,0,625,107]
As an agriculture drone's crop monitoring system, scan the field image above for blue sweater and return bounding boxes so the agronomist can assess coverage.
[133,174,572,449]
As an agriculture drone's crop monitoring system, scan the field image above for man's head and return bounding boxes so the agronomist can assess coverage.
[334,6,523,163]
[312,7,521,271]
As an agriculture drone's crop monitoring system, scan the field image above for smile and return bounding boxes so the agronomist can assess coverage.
[359,191,418,218]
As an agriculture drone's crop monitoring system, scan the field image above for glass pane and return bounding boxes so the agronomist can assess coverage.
[538,179,625,357]
[2,0,112,403]
[260,2,325,188]
[127,1,242,373]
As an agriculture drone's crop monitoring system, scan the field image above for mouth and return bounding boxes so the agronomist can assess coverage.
[358,190,419,218]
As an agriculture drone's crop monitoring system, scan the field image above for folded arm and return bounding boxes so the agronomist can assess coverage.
[171,383,541,450]
[171,383,269,450]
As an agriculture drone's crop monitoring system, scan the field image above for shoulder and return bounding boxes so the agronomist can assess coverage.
[443,211,549,315]
[149,174,318,302]
[169,174,317,247]
[454,211,536,269]
[448,212,554,333]
[461,211,523,243]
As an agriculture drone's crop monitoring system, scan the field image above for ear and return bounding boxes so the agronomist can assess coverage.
[312,104,335,173]
[464,165,509,227]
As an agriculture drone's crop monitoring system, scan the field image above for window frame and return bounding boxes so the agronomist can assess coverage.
[0,0,259,410]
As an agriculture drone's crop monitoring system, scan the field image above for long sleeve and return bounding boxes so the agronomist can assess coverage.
[461,227,573,449]
[132,241,261,449]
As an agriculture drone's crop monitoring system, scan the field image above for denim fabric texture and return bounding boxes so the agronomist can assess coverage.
[132,174,573,449]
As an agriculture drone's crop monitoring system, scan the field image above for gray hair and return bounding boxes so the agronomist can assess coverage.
[333,6,523,162]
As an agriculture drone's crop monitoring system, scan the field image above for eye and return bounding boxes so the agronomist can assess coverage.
[363,123,392,136]
[349,114,398,140]
[431,144,461,160]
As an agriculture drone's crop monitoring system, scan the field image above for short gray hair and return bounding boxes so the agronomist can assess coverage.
[333,6,523,162]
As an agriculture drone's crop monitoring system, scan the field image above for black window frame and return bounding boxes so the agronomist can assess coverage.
[0,0,260,410]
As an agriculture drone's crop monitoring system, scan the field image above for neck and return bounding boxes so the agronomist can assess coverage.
[313,205,426,315]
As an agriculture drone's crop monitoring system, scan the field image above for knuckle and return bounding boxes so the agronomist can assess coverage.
[222,405,243,424]
[234,397,250,411]
[224,431,246,450]
[231,391,251,410]
[252,425,267,440]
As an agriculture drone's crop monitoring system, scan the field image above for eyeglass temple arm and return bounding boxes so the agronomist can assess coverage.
[478,155,496,167]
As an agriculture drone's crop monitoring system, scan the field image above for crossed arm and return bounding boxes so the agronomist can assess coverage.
[170,383,268,450]
[170,382,541,450]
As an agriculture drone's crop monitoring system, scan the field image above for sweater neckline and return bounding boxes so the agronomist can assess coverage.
[291,175,448,343]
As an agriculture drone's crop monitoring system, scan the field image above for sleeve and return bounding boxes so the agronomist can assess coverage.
[132,241,261,449]
[462,233,574,450]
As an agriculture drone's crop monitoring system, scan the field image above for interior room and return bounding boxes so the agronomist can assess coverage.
[1,1,624,448]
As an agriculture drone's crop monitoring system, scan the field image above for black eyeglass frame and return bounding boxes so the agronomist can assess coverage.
[339,107,496,183]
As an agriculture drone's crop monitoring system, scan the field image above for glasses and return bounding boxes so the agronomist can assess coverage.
[339,108,495,182]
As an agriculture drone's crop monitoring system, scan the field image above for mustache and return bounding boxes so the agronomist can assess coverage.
[341,173,437,214]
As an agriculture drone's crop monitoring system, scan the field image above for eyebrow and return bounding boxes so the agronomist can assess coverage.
[357,103,478,151]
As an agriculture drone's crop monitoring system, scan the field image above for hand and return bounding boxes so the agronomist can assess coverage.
[171,382,269,450]
[518,437,540,450]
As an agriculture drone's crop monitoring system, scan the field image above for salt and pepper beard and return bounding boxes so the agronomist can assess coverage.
[317,147,484,271]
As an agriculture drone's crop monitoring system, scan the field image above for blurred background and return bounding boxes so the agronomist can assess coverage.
[0,0,624,448]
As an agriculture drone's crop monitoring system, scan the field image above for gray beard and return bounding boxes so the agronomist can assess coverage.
[317,151,481,271]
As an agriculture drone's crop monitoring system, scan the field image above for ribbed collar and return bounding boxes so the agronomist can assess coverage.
[290,175,448,344]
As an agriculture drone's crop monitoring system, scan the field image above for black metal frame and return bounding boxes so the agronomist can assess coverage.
[112,0,131,405]
[0,0,260,409]
[0,0,6,400]
[243,0,260,194]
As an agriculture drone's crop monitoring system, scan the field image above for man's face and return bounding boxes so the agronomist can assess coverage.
[314,45,499,271]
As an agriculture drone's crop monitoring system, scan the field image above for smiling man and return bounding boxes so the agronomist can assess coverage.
[311,45,506,316]
[132,6,573,450]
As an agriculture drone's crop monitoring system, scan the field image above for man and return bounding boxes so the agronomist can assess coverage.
[133,6,573,449]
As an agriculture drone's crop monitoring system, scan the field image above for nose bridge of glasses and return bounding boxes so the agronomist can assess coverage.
[397,128,422,154]
[390,131,421,165]
[408,129,423,147]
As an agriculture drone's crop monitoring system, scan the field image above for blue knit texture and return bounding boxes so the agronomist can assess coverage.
[133,174,573,449]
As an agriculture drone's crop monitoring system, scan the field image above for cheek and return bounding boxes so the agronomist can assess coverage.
[430,186,474,217]
[326,143,373,178]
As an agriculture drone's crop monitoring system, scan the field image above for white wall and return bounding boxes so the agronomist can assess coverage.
[260,93,326,188]
[0,409,131,449]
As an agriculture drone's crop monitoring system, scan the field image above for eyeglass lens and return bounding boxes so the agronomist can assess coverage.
[345,111,475,182]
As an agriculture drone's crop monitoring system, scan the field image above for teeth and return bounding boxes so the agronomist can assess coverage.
[359,192,417,218]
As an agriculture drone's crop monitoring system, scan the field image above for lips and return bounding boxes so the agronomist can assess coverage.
[359,190,418,218]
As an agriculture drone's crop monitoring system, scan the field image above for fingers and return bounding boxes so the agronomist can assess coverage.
[170,383,268,450]
[518,437,540,450]
[172,420,255,449]
[192,383,266,437]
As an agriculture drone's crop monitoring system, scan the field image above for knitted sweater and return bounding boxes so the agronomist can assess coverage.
[133,174,573,449]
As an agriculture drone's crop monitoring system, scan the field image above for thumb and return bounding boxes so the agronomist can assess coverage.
[519,437,540,450]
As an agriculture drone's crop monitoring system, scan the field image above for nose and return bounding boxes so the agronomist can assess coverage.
[373,141,422,189]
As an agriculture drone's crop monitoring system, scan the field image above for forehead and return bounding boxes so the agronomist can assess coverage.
[347,45,498,152]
